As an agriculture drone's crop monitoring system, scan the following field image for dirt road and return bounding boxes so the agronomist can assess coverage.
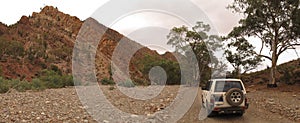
[0,86,298,123]
[178,89,296,123]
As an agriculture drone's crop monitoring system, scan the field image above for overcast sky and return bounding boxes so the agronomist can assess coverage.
[0,0,299,70]
[0,0,240,35]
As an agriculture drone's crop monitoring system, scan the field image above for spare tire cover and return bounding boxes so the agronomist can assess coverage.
[226,88,244,106]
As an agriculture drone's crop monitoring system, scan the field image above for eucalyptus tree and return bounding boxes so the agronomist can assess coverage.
[167,22,223,84]
[228,0,300,87]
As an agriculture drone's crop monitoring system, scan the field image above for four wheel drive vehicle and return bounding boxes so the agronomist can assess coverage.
[202,79,249,117]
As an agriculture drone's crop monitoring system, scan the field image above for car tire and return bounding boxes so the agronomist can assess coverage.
[206,101,217,117]
[236,112,244,117]
[226,88,244,106]
[207,111,217,117]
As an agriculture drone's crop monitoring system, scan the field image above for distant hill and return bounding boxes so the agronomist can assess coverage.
[0,6,177,84]
[242,58,300,86]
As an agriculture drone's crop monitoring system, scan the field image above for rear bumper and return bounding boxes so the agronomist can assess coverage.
[213,106,247,114]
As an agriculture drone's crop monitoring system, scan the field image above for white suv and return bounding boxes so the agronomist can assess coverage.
[202,79,249,117]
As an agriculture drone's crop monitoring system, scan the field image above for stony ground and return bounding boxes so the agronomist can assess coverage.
[0,85,299,123]
[0,88,96,123]
[247,88,300,121]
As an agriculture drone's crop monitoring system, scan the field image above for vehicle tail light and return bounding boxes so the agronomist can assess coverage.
[245,96,248,104]
[213,107,220,111]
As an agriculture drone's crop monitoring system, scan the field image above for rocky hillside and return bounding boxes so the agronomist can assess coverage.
[242,58,300,87]
[0,6,177,84]
[0,6,81,80]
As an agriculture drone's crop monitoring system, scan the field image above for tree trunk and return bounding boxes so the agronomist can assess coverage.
[268,57,278,88]
[268,31,278,88]
[237,66,241,79]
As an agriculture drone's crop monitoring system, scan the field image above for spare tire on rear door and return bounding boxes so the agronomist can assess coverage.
[226,88,244,106]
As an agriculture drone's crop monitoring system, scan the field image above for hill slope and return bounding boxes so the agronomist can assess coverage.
[242,58,300,90]
[0,6,177,84]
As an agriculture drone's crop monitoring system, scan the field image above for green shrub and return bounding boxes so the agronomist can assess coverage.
[118,80,135,88]
[39,69,74,88]
[1,78,40,92]
[0,78,33,93]
[40,72,61,88]
[0,77,9,93]
[50,64,62,75]
[31,78,46,91]
[0,69,75,93]
[12,79,32,92]
[101,78,115,85]
[0,66,2,77]
[61,75,74,87]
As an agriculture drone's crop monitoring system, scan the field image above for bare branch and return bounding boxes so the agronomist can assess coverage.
[258,54,272,61]
[278,43,300,56]
[259,39,265,55]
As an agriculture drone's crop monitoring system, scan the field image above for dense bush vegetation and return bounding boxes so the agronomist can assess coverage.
[0,77,42,93]
[38,69,74,88]
[0,69,74,94]
[136,55,181,85]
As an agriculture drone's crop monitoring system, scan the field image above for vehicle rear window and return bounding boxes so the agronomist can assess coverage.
[214,81,243,92]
